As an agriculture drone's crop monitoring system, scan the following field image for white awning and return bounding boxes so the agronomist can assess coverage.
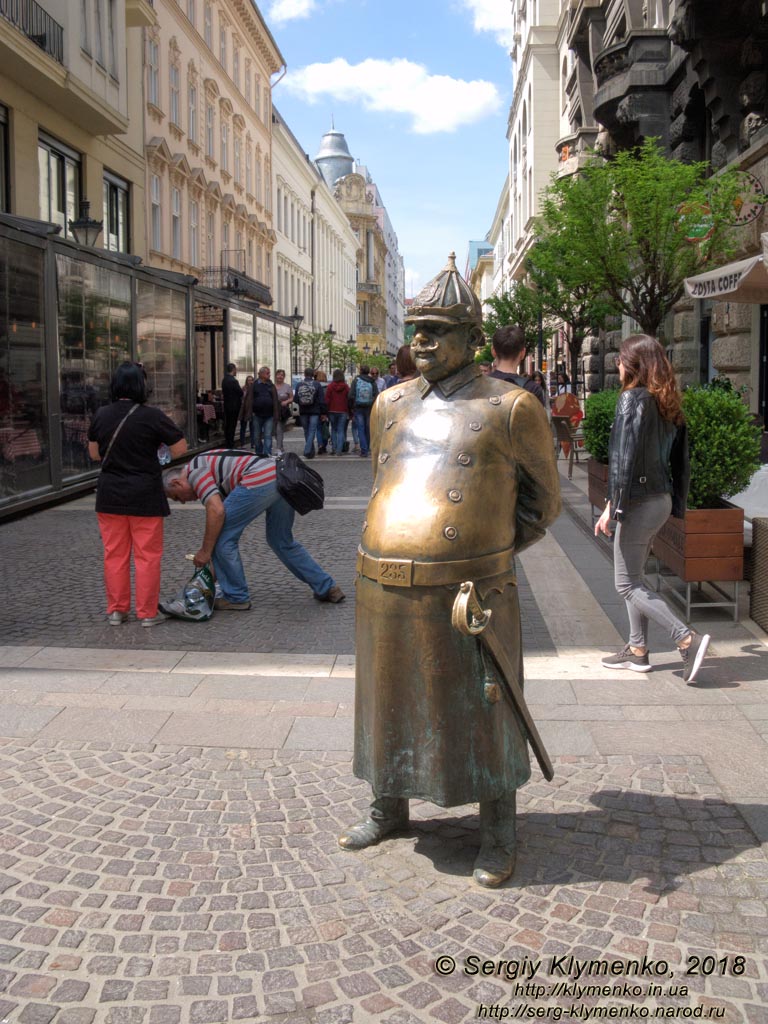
[684,232,768,303]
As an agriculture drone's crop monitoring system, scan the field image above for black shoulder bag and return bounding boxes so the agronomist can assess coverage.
[275,452,324,515]
[100,403,139,470]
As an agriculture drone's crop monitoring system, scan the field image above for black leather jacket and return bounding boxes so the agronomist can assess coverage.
[607,387,689,520]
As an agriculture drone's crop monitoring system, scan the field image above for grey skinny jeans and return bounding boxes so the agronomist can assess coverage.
[613,492,691,649]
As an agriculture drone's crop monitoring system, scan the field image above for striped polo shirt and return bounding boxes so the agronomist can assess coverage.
[185,450,277,505]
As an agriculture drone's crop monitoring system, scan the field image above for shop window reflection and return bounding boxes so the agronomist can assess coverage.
[0,238,49,503]
[56,254,131,477]
[137,281,189,436]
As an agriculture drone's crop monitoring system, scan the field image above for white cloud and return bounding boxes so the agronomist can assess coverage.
[460,0,515,48]
[283,57,501,134]
[267,0,318,24]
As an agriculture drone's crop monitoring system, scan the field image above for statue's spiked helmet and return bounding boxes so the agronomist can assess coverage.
[405,252,483,328]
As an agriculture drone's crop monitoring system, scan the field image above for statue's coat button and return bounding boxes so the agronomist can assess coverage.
[489,395,502,405]
[448,489,462,502]
[444,526,458,540]
[469,422,482,431]
[457,453,471,465]
[385,420,394,429]
[379,453,389,464]
[390,392,401,401]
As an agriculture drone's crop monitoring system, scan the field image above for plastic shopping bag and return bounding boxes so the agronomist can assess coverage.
[160,563,215,622]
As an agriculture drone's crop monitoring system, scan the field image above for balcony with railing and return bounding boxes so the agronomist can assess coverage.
[0,0,63,64]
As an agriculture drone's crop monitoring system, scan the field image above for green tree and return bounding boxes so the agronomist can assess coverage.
[526,232,620,383]
[483,282,542,352]
[534,138,744,339]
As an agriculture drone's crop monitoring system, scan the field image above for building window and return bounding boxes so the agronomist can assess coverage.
[245,146,252,194]
[232,46,239,89]
[38,136,80,239]
[93,0,104,65]
[246,238,252,274]
[222,220,229,251]
[151,174,161,250]
[172,187,181,259]
[189,199,199,266]
[0,107,8,213]
[147,39,159,107]
[255,154,262,205]
[204,3,212,47]
[169,65,180,126]
[188,84,198,144]
[220,121,228,172]
[254,79,260,117]
[81,0,90,53]
[102,172,129,252]
[187,0,195,25]
[106,0,116,73]
[206,211,214,266]
[264,159,270,211]
[233,137,240,185]
[235,230,242,256]
[219,24,226,68]
[205,104,214,158]
[244,68,250,106]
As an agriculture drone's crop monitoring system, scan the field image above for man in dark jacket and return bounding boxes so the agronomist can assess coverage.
[490,326,547,408]
[294,368,324,459]
[250,366,281,456]
[221,363,243,447]
[349,364,377,457]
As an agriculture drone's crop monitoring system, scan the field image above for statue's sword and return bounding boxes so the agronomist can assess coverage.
[451,581,554,782]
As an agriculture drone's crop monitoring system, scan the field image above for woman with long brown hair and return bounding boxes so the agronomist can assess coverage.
[595,334,710,682]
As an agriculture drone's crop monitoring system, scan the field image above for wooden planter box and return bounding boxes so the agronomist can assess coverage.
[651,504,744,583]
[587,458,609,511]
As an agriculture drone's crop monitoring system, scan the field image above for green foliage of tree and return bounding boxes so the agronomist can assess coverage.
[682,383,761,509]
[474,342,493,365]
[535,138,744,339]
[483,284,542,352]
[582,388,620,464]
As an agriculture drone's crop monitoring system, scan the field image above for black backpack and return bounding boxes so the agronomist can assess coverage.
[296,379,317,408]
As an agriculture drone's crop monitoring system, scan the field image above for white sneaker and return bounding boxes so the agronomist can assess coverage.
[140,612,169,627]
[108,611,128,626]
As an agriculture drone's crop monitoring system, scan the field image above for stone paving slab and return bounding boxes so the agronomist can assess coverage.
[0,744,766,1023]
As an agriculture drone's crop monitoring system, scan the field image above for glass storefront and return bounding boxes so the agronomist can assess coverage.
[56,254,131,477]
[0,236,49,504]
[229,309,254,382]
[137,281,188,433]
[0,214,296,516]
[275,322,291,375]
[256,317,273,370]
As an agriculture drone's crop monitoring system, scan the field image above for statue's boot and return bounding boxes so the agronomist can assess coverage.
[338,796,409,850]
[473,794,517,888]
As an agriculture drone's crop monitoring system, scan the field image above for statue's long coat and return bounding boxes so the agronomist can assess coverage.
[353,363,561,807]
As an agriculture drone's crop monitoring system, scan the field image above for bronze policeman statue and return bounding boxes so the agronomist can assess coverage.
[339,253,561,887]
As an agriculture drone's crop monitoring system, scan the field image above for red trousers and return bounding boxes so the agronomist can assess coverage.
[97,513,164,620]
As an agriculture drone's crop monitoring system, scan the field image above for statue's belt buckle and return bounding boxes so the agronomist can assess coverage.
[376,558,413,587]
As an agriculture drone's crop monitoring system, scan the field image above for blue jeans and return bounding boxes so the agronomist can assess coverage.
[239,418,254,447]
[212,481,335,603]
[253,415,273,455]
[354,408,371,455]
[330,412,347,454]
[300,413,319,456]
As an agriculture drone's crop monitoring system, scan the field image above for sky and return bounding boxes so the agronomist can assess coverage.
[264,0,514,297]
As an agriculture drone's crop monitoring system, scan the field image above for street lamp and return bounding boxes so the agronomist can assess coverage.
[68,199,103,248]
[325,323,336,374]
[290,306,304,378]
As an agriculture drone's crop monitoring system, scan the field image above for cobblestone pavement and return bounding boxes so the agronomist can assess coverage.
[0,743,766,1024]
[0,454,554,656]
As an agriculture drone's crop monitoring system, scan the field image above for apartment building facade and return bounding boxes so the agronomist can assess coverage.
[272,110,357,351]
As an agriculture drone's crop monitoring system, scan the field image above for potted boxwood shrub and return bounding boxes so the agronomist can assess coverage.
[652,379,762,586]
[583,388,619,513]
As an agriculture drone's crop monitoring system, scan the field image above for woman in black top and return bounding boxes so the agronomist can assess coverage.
[594,335,710,682]
[88,362,187,626]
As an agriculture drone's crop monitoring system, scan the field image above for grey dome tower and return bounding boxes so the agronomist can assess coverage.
[315,128,354,189]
